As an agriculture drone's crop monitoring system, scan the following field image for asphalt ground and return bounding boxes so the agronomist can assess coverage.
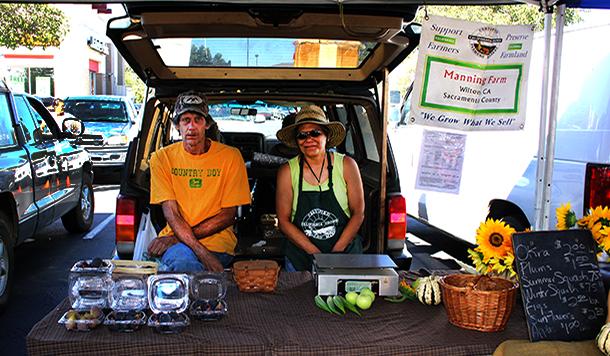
[0,187,117,356]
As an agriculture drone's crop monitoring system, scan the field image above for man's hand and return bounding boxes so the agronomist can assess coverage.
[195,250,224,272]
[147,235,178,256]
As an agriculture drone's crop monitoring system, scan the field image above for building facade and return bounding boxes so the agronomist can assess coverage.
[0,4,126,99]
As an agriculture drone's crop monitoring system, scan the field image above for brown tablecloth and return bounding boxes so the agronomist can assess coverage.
[27,272,530,356]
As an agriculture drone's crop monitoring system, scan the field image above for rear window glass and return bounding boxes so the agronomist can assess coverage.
[152,38,375,69]
[355,105,379,162]
[210,101,294,138]
[64,100,128,122]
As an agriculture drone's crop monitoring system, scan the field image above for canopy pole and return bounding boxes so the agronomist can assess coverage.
[533,5,554,231]
[540,4,566,230]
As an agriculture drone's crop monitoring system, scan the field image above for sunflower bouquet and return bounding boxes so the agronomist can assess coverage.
[467,219,517,279]
[556,203,610,252]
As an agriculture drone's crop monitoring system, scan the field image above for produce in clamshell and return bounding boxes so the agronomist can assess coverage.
[60,307,104,331]
[415,276,442,306]
[597,322,610,355]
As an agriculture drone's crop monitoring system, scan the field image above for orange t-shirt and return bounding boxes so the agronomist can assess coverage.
[149,141,251,254]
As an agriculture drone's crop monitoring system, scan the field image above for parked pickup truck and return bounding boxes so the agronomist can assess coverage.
[0,80,94,310]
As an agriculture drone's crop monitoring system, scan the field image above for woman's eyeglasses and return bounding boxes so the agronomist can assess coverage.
[296,129,323,140]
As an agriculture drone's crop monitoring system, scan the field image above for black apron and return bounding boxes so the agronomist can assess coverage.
[285,152,363,271]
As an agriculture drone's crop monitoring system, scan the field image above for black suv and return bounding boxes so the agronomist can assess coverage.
[0,80,94,309]
[109,2,418,265]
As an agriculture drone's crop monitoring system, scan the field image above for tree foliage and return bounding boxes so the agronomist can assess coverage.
[0,4,68,50]
[189,45,231,66]
[124,66,145,104]
[420,4,581,31]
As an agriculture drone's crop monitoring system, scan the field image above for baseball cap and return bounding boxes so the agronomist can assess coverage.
[173,91,210,122]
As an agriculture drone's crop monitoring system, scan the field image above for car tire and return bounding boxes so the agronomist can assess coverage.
[62,173,94,233]
[0,212,15,312]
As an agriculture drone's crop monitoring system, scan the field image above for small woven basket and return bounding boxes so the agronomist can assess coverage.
[439,274,518,332]
[233,260,280,293]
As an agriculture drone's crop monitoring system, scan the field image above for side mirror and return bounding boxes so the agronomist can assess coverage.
[62,118,85,137]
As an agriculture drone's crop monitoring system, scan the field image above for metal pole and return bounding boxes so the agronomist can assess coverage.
[540,4,566,230]
[533,6,554,231]
[377,68,389,253]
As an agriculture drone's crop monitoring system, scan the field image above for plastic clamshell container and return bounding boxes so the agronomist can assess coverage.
[69,259,114,310]
[58,308,104,331]
[189,272,228,321]
[110,276,148,311]
[71,259,114,274]
[148,312,190,334]
[104,310,147,332]
[190,299,228,321]
[147,274,189,314]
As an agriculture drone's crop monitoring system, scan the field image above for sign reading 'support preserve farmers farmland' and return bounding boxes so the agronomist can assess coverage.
[410,16,534,131]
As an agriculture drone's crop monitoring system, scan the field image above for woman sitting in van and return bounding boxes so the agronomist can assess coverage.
[275,105,365,271]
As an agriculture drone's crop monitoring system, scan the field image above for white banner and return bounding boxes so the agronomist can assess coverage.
[409,16,534,131]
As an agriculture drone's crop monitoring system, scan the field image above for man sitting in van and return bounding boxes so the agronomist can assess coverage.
[147,91,251,272]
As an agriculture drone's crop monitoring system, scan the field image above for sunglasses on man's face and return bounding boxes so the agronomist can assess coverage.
[296,129,324,140]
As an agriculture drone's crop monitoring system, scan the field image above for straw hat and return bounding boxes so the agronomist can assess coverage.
[276,105,346,148]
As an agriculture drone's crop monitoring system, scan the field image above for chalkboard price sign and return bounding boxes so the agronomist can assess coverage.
[512,229,607,341]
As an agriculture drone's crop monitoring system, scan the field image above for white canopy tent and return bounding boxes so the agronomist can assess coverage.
[519,0,609,230]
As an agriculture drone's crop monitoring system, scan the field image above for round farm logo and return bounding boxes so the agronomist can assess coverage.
[468,26,502,58]
[301,208,338,240]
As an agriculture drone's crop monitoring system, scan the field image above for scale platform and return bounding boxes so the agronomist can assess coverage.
[313,254,399,296]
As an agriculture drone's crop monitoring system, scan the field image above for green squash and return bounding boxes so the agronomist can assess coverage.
[596,322,610,356]
[415,276,442,306]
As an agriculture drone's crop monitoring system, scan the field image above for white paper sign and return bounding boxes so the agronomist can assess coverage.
[410,16,534,131]
[415,130,466,194]
[35,77,51,97]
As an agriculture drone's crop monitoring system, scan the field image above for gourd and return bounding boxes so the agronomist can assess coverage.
[415,276,442,305]
[596,322,610,356]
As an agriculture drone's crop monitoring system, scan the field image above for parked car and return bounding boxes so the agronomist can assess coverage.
[62,95,139,180]
[0,80,94,310]
[107,2,418,265]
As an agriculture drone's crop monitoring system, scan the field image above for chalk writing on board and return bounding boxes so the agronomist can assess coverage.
[512,230,606,341]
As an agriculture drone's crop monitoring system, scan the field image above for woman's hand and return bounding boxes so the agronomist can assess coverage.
[331,242,347,253]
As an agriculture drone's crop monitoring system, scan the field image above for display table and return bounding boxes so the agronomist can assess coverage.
[27,272,530,356]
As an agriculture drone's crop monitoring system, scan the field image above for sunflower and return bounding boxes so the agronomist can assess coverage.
[475,219,515,263]
[586,206,610,242]
[489,253,517,278]
[556,202,577,230]
[577,214,590,228]
[597,226,610,251]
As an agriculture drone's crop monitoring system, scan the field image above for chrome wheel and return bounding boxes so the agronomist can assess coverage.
[81,185,92,222]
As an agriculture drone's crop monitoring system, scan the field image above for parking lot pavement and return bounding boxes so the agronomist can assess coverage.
[0,187,118,356]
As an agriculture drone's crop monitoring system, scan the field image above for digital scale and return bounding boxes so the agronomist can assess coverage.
[312,254,399,296]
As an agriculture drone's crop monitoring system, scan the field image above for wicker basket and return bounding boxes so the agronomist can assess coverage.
[439,274,518,332]
[233,260,280,293]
